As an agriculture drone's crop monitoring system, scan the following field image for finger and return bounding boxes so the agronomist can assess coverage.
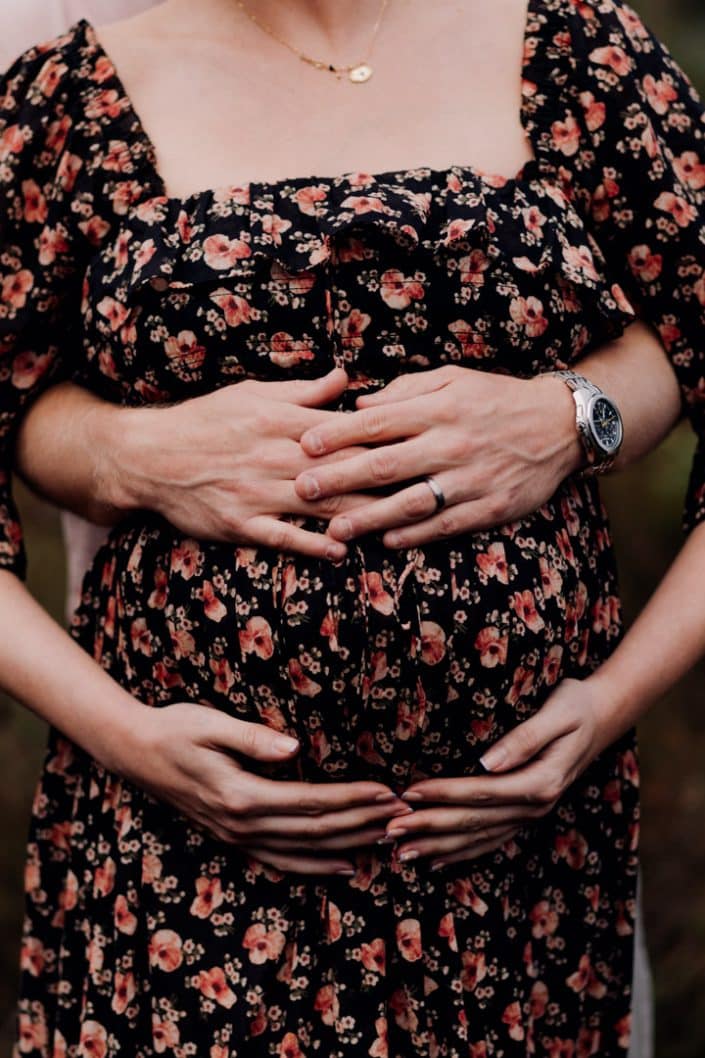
[248,368,349,407]
[326,479,448,542]
[245,824,393,852]
[232,800,413,838]
[295,437,432,501]
[201,713,301,763]
[243,515,349,561]
[355,367,457,408]
[429,827,520,871]
[300,397,432,457]
[280,485,383,523]
[384,804,535,839]
[242,846,356,876]
[381,497,510,549]
[237,774,400,816]
[479,684,579,773]
[395,824,519,862]
[401,767,560,809]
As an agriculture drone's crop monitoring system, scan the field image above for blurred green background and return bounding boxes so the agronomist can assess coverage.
[2,2,705,1055]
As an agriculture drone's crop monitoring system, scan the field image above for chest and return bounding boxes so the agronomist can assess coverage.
[76,171,635,406]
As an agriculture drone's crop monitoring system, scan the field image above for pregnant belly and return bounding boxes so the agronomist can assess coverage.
[75,478,621,789]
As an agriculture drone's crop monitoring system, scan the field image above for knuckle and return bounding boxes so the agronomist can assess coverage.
[369,451,397,483]
[361,409,385,439]
[270,524,294,552]
[318,493,344,517]
[403,488,433,519]
[444,433,469,464]
[438,511,458,538]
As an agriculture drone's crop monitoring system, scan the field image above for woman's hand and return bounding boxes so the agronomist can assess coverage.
[116,701,413,876]
[385,678,606,870]
[293,365,582,547]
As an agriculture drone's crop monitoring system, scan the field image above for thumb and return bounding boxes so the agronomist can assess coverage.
[209,715,300,763]
[259,368,349,407]
[479,693,572,774]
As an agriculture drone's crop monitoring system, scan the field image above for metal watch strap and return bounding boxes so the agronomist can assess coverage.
[547,369,617,475]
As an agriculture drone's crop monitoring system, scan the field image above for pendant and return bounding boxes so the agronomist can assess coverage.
[349,63,373,84]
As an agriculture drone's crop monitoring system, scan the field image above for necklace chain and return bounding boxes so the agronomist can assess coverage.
[234,0,390,82]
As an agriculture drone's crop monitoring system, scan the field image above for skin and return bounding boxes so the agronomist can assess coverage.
[5,0,688,873]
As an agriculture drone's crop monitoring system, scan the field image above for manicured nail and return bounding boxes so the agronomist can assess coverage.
[299,474,321,499]
[385,827,408,839]
[274,736,300,755]
[399,849,419,863]
[430,860,446,872]
[306,433,325,455]
[375,791,398,803]
[479,747,508,772]
[335,867,356,876]
[401,791,424,802]
[334,518,353,541]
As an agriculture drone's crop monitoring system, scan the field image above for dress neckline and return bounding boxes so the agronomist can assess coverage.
[72,0,548,208]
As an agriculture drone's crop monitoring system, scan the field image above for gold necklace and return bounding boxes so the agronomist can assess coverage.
[235,0,391,83]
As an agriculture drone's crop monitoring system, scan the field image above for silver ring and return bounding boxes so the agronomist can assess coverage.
[424,475,446,512]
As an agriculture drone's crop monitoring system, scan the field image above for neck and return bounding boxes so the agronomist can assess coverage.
[174,0,388,55]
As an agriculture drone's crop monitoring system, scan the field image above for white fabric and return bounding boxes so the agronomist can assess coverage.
[0,4,655,1051]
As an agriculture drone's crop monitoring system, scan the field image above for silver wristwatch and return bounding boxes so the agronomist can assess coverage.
[548,369,624,474]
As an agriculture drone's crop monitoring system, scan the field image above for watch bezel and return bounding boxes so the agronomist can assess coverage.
[586,392,624,456]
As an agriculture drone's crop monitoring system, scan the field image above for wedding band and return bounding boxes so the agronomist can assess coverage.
[424,475,446,512]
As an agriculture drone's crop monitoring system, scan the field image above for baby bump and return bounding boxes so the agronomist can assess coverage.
[76,480,622,789]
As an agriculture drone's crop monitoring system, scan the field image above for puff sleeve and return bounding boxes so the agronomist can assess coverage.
[566,0,705,530]
[0,41,86,578]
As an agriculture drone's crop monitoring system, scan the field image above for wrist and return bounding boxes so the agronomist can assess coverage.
[88,402,163,515]
[529,375,585,479]
[86,689,156,779]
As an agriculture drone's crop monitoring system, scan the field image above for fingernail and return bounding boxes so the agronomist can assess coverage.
[399,849,419,863]
[430,860,446,872]
[376,836,396,845]
[391,805,415,817]
[401,791,424,802]
[334,518,353,541]
[385,533,402,548]
[479,747,508,772]
[326,543,347,561]
[299,474,321,499]
[335,867,356,876]
[274,736,300,755]
[306,433,325,455]
[375,791,398,803]
[385,827,407,839]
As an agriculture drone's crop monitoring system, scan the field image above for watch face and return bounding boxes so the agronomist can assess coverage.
[590,396,623,454]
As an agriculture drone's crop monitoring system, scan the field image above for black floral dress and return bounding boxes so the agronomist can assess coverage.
[2,2,705,1056]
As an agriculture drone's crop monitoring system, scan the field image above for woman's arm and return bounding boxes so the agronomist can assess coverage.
[14,319,681,545]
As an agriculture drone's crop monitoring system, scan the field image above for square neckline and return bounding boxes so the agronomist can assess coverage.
[74,0,547,207]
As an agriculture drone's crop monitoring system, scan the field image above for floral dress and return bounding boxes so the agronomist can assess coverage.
[2,2,705,1055]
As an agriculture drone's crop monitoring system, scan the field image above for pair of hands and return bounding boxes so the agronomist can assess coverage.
[118,678,606,875]
[105,363,596,873]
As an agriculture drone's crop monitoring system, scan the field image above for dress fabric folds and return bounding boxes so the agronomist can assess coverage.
[2,2,705,1055]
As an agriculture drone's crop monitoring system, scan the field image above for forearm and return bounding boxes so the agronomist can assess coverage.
[0,569,150,771]
[589,520,705,747]
[574,318,682,470]
[14,382,144,524]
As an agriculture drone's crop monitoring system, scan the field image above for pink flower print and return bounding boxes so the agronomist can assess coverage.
[562,244,600,282]
[476,542,509,584]
[551,115,581,156]
[78,1020,108,1058]
[628,244,663,283]
[269,332,316,368]
[2,268,33,310]
[114,894,137,935]
[512,589,546,633]
[360,571,395,615]
[459,248,490,286]
[360,938,386,974]
[197,967,237,1008]
[11,351,52,390]
[210,290,253,327]
[294,184,328,215]
[314,984,340,1026]
[420,621,446,665]
[111,971,136,1015]
[380,269,425,309]
[589,45,633,76]
[261,213,293,245]
[148,929,183,973]
[674,150,705,190]
[530,900,559,938]
[642,73,678,115]
[164,330,206,371]
[288,659,322,697]
[654,190,697,227]
[509,295,548,337]
[97,295,129,332]
[152,1018,180,1053]
[502,1001,525,1041]
[474,626,508,668]
[555,829,589,870]
[460,950,487,992]
[202,581,227,622]
[579,91,606,132]
[242,922,286,964]
[21,179,47,224]
[396,918,422,962]
[203,233,252,269]
[239,616,274,659]
[190,876,224,919]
